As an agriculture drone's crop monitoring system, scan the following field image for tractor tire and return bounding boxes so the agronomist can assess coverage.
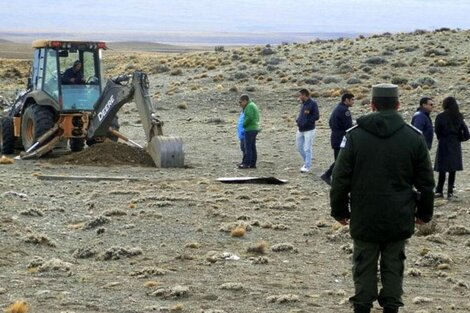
[69,138,85,152]
[21,105,55,151]
[1,116,15,154]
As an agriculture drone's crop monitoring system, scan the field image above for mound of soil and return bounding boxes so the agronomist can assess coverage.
[51,141,155,167]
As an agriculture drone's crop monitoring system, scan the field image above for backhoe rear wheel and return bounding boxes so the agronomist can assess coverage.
[0,116,15,154]
[21,105,55,151]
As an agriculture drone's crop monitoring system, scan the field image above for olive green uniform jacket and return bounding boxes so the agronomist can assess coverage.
[330,110,435,243]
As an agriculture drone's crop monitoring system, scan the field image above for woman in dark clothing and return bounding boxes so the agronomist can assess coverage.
[434,97,470,200]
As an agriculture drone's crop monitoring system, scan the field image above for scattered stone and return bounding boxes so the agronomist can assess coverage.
[425,234,447,244]
[219,221,252,232]
[303,227,320,236]
[322,289,346,296]
[271,243,295,252]
[23,234,56,247]
[446,225,470,235]
[2,191,28,199]
[104,209,127,216]
[151,285,189,299]
[206,117,225,124]
[27,256,45,269]
[83,216,111,230]
[412,296,434,304]
[185,242,200,249]
[437,263,451,270]
[406,268,422,277]
[130,267,168,278]
[38,258,73,272]
[415,252,453,267]
[220,282,244,291]
[252,256,269,264]
[19,208,44,216]
[98,246,142,260]
[267,294,300,303]
[72,246,97,259]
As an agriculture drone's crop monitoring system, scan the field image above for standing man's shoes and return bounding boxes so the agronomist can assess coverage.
[435,192,444,198]
[238,164,250,169]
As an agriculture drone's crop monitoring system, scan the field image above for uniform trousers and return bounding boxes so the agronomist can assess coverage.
[351,239,406,312]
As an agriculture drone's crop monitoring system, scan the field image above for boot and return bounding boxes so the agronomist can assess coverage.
[354,304,371,313]
[383,307,398,313]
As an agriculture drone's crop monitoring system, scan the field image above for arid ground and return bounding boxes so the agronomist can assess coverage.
[0,29,470,313]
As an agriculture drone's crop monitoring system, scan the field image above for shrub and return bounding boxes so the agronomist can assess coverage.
[414,76,436,86]
[346,77,361,85]
[391,61,407,68]
[233,72,248,80]
[423,49,448,57]
[363,56,387,65]
[214,45,225,52]
[305,77,321,85]
[265,57,283,65]
[260,47,275,56]
[391,77,409,85]
[323,76,341,84]
[170,69,183,76]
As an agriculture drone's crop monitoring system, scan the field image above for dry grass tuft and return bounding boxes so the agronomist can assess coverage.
[144,280,160,288]
[5,300,29,313]
[170,303,184,312]
[0,155,14,164]
[247,240,269,254]
[231,226,246,237]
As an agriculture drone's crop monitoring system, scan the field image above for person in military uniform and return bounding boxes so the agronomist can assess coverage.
[320,93,355,185]
[330,84,435,313]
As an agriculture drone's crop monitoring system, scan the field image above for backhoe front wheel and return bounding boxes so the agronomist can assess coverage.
[0,116,15,154]
[21,105,55,151]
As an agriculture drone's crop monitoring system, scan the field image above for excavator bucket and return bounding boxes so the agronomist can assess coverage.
[87,71,185,168]
[147,136,184,168]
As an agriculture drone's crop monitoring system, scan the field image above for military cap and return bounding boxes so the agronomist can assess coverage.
[372,83,398,98]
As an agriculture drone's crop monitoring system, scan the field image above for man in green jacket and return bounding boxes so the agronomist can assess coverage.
[330,84,435,313]
[239,94,260,169]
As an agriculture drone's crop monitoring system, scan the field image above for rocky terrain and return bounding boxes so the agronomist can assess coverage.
[0,29,470,313]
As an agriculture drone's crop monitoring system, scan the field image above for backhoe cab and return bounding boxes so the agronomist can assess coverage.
[0,40,184,167]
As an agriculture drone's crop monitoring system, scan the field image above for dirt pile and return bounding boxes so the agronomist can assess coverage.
[51,141,155,167]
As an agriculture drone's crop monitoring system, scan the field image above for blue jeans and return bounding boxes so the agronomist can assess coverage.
[243,130,258,167]
[296,129,316,169]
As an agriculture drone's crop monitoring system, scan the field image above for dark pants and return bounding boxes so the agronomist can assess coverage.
[243,130,258,167]
[324,148,340,178]
[351,239,405,311]
[436,171,456,195]
[240,140,247,165]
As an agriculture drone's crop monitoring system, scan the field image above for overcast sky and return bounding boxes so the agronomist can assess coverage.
[2,0,470,35]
